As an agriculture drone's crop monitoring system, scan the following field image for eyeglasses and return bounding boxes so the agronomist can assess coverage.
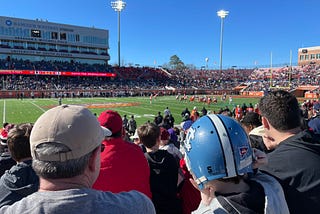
[101,144,105,152]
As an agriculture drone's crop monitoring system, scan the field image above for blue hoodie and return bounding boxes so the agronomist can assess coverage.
[0,160,39,207]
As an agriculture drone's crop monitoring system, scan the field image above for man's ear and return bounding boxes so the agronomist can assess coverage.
[88,147,100,172]
[261,116,270,130]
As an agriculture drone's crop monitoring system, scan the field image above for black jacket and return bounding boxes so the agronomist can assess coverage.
[260,130,320,214]
[0,152,15,177]
[216,179,265,214]
[0,160,39,207]
[145,150,181,214]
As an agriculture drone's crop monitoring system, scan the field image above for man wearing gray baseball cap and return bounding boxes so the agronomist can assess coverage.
[0,105,155,214]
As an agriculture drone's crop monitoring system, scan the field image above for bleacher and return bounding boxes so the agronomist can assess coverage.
[0,58,320,94]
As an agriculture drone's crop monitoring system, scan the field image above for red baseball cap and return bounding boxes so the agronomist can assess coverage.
[160,127,170,141]
[98,110,123,135]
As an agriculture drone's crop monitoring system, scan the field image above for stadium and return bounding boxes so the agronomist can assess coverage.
[0,2,320,212]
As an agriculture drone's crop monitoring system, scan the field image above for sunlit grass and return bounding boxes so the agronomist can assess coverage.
[0,96,261,126]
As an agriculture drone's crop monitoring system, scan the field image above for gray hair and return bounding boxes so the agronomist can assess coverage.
[32,142,96,179]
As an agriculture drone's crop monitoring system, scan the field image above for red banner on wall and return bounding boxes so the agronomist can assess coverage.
[0,69,116,77]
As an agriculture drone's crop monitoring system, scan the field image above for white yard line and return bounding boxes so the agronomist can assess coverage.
[29,101,46,112]
[112,109,155,119]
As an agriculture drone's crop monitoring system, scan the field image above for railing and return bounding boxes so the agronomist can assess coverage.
[0,89,237,99]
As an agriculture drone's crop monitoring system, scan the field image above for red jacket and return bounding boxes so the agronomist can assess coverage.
[179,159,201,214]
[93,137,152,199]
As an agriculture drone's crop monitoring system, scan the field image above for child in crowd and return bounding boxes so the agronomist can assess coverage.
[184,114,289,213]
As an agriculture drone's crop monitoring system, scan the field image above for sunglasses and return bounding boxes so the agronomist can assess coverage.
[101,144,105,152]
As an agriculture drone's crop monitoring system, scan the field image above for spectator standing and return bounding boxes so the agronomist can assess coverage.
[93,110,152,199]
[159,127,184,191]
[259,90,320,213]
[300,103,309,121]
[154,112,163,126]
[180,115,193,148]
[130,130,140,145]
[179,157,201,214]
[0,124,16,177]
[254,103,260,114]
[0,105,155,214]
[234,104,243,121]
[240,112,268,152]
[168,114,175,128]
[307,102,320,133]
[177,116,201,214]
[122,114,128,131]
[181,108,190,118]
[138,123,182,214]
[159,127,183,163]
[241,103,248,116]
[200,106,207,116]
[240,112,262,134]
[159,115,171,130]
[164,107,171,117]
[130,130,146,153]
[190,107,198,121]
[184,114,289,213]
[247,103,254,113]
[128,115,137,136]
[168,127,180,149]
[0,123,39,207]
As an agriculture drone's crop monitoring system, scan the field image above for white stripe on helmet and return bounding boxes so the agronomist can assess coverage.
[207,114,236,178]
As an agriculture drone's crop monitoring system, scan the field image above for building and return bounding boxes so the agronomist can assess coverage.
[0,16,110,64]
[298,46,320,66]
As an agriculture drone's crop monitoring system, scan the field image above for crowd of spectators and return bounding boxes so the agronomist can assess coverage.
[168,68,254,90]
[0,89,319,213]
[0,58,112,73]
[0,58,320,93]
[244,65,320,91]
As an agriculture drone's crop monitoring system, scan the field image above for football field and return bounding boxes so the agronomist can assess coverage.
[0,96,261,126]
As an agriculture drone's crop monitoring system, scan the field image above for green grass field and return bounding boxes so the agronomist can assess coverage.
[0,96,261,126]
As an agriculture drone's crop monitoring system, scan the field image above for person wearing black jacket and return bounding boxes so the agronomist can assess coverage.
[307,102,320,133]
[181,108,190,118]
[258,90,320,214]
[154,112,163,126]
[0,123,16,177]
[138,122,181,214]
[0,123,39,207]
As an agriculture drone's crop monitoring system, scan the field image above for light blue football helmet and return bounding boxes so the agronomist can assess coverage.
[184,114,253,189]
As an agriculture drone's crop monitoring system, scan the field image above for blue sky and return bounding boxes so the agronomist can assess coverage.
[2,0,320,68]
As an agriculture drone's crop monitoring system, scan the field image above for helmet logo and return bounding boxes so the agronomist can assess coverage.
[239,146,249,158]
[185,127,196,152]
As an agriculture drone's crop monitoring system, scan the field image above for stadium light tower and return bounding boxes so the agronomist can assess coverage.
[111,0,126,67]
[217,10,229,73]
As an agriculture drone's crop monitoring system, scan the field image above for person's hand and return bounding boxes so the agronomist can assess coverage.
[252,148,268,169]
[189,178,216,206]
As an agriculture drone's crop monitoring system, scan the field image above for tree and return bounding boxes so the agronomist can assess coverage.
[185,64,196,70]
[161,63,170,70]
[169,55,185,71]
